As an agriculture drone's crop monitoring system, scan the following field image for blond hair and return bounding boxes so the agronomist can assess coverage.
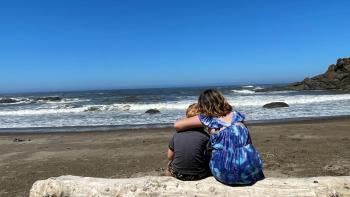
[186,103,199,118]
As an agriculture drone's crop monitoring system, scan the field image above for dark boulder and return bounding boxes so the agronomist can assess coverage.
[145,109,160,114]
[0,98,19,103]
[263,102,289,109]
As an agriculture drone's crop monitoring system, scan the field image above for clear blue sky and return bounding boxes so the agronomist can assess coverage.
[0,0,349,93]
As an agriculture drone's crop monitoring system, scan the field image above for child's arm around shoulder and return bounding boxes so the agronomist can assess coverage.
[174,115,202,132]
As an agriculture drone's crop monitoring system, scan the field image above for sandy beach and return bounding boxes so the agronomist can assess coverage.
[1,117,350,197]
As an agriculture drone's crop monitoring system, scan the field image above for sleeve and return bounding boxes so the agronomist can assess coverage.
[198,114,222,129]
[168,135,175,151]
[233,111,245,123]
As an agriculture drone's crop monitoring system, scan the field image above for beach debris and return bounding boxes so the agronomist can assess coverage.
[29,175,350,197]
[263,102,289,108]
[145,109,160,114]
[13,138,25,142]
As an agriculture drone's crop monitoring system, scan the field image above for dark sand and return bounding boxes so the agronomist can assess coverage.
[1,117,350,197]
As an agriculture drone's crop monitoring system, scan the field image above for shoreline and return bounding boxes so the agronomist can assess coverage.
[1,115,350,135]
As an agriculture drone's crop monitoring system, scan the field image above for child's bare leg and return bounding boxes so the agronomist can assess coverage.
[164,160,172,176]
[165,148,174,176]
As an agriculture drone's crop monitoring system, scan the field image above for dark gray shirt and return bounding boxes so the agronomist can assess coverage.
[169,129,210,175]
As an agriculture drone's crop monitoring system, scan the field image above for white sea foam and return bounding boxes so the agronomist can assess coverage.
[0,107,84,116]
[37,98,89,104]
[242,85,254,88]
[232,90,256,94]
[0,97,88,105]
[227,94,350,107]
[253,86,264,90]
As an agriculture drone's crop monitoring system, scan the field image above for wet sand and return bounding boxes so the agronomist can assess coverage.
[1,117,350,197]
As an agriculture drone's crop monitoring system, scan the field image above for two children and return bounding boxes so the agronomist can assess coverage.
[169,89,264,185]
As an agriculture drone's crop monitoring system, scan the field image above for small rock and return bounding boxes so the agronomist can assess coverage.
[263,102,289,109]
[314,180,318,183]
[145,109,160,114]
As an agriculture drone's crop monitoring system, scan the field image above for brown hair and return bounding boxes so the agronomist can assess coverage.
[186,103,199,118]
[198,89,232,117]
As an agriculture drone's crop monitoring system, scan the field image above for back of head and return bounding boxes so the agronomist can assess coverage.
[186,103,199,118]
[198,89,232,117]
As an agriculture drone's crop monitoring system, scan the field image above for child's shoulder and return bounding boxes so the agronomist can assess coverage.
[232,110,245,123]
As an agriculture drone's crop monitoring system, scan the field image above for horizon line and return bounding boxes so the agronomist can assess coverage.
[0,82,290,95]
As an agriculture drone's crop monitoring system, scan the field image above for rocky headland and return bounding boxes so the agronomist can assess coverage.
[287,58,350,90]
[258,57,350,92]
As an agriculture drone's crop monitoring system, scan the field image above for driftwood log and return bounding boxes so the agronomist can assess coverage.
[30,175,350,197]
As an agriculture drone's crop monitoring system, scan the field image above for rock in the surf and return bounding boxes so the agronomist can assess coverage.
[0,98,19,103]
[84,106,102,112]
[263,102,289,108]
[35,96,62,102]
[145,109,160,114]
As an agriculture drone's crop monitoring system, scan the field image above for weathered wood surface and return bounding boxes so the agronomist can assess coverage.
[30,175,350,197]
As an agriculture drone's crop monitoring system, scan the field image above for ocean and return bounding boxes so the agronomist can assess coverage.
[1,85,350,132]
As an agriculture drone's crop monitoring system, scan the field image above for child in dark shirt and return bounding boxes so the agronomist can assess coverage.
[164,104,210,181]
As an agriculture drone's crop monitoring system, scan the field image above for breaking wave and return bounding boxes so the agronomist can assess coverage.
[232,90,256,94]
[0,97,88,105]
[1,93,350,116]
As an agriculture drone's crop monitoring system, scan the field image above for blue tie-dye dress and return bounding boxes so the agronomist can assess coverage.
[199,111,265,185]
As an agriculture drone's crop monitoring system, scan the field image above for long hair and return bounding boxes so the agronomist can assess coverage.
[198,89,232,117]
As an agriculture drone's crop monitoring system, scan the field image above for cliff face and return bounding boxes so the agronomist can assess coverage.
[288,58,350,90]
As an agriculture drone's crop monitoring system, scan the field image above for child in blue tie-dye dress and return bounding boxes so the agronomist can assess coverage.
[174,89,264,185]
